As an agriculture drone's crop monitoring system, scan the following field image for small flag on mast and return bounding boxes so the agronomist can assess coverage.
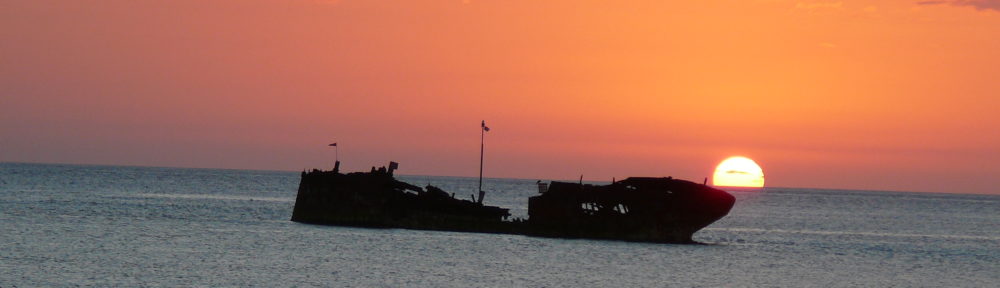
[329,143,337,146]
[482,121,490,132]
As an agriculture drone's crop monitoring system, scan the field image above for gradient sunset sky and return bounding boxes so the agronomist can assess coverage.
[2,0,998,194]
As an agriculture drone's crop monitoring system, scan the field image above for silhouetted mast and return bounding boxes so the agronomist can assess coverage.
[478,120,489,204]
[329,142,339,173]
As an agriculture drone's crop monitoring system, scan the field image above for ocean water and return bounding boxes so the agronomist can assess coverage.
[1,163,997,287]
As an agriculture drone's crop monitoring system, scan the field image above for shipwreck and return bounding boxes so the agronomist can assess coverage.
[291,161,735,243]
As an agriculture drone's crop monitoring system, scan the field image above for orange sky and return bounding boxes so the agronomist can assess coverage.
[2,0,998,194]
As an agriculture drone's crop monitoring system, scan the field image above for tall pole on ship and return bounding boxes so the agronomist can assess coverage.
[329,142,339,173]
[478,120,489,204]
[329,143,338,162]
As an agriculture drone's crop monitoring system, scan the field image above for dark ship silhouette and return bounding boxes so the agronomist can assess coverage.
[291,161,735,243]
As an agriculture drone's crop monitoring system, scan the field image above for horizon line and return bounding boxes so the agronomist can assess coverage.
[2,160,996,196]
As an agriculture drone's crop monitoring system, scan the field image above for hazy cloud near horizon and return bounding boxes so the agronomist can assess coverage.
[917,0,1000,11]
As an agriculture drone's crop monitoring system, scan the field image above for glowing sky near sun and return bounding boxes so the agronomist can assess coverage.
[1,0,998,194]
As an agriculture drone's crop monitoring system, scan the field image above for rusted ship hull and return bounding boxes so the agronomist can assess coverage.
[291,164,734,243]
[291,168,513,234]
[526,178,736,243]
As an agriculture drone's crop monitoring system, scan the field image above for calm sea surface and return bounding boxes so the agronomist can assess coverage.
[1,163,997,287]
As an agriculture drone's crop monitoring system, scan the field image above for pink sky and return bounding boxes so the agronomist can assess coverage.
[2,0,999,194]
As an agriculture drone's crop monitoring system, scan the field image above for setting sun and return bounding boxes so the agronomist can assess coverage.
[713,156,765,188]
